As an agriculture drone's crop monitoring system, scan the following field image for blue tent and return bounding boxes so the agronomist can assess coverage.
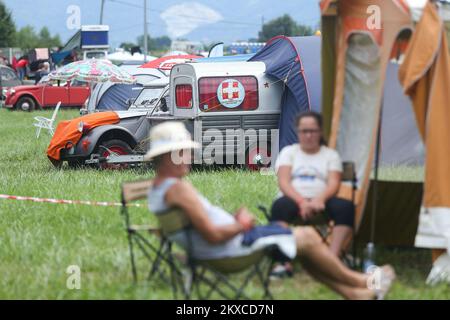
[97,83,143,111]
[249,36,322,150]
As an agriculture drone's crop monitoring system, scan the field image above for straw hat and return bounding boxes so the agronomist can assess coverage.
[144,121,200,161]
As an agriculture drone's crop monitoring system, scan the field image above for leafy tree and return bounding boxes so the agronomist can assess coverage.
[258,14,313,42]
[14,26,38,50]
[137,35,172,53]
[38,27,61,48]
[14,25,61,50]
[0,1,16,47]
[152,36,171,51]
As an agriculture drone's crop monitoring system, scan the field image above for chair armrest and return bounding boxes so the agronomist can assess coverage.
[34,116,51,122]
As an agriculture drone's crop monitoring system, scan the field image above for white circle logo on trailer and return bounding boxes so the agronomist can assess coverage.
[217,79,246,109]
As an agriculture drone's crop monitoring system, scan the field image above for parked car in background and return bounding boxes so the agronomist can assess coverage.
[1,65,22,103]
[57,79,170,168]
[3,78,90,111]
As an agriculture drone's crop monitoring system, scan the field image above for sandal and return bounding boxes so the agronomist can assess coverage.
[367,264,396,300]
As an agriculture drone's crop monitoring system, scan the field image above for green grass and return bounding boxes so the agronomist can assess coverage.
[0,108,448,299]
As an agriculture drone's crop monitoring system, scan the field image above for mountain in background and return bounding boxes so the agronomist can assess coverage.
[3,0,320,48]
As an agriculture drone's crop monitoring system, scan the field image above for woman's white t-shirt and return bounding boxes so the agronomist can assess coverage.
[275,144,343,199]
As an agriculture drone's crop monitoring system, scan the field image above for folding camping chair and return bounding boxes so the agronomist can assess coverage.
[155,207,285,300]
[33,101,61,138]
[120,179,174,287]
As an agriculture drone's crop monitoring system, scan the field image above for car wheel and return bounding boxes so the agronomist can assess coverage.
[98,139,133,169]
[246,143,271,171]
[16,96,36,112]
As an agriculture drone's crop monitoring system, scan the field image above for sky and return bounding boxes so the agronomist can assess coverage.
[2,0,321,48]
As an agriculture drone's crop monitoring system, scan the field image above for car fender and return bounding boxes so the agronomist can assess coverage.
[75,125,139,156]
[9,91,41,107]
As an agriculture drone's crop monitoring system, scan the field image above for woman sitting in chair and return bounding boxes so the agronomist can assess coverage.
[146,121,395,300]
[270,111,354,258]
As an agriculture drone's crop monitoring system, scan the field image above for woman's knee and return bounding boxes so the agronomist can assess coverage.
[270,196,299,223]
[326,198,355,228]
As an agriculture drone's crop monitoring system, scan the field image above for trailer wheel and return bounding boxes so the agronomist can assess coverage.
[246,144,271,171]
[98,139,133,169]
[16,96,36,112]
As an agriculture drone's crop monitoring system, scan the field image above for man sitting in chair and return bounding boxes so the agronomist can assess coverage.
[146,121,395,300]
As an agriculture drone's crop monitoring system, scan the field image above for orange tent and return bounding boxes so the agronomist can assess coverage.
[399,2,450,268]
[320,0,413,230]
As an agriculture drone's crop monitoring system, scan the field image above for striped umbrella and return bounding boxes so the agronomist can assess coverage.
[48,59,136,84]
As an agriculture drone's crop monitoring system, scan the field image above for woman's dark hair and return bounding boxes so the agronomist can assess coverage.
[295,111,327,146]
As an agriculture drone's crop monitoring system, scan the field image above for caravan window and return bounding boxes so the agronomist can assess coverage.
[198,76,258,112]
[134,87,165,108]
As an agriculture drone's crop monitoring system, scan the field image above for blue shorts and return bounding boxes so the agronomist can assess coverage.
[242,223,292,246]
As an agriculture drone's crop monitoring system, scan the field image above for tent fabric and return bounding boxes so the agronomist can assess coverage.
[325,0,413,230]
[87,69,162,113]
[321,15,337,138]
[51,51,71,64]
[250,36,321,150]
[47,111,119,164]
[337,33,382,185]
[380,63,425,166]
[97,83,143,111]
[399,2,450,252]
[357,180,423,246]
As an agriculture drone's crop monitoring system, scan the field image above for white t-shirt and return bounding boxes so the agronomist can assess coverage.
[275,144,343,199]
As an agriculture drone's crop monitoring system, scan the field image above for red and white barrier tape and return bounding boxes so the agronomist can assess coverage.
[0,194,143,207]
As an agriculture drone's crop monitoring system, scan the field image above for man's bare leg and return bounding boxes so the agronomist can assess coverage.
[294,226,367,288]
[300,258,375,300]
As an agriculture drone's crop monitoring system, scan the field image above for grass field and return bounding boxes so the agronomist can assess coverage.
[0,108,448,299]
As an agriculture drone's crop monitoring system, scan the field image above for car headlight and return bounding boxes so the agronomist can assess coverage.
[78,121,92,134]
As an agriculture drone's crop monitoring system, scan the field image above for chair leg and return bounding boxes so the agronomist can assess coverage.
[127,233,138,283]
[262,260,275,300]
[36,126,41,139]
[133,233,171,283]
[147,239,169,281]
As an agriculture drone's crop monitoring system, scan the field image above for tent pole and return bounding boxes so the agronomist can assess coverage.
[371,100,383,245]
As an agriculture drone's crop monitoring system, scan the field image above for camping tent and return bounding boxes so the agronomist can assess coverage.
[320,0,450,254]
[250,36,322,150]
[86,67,165,113]
[320,0,418,237]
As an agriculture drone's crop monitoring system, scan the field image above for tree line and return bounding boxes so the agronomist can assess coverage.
[0,1,61,50]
